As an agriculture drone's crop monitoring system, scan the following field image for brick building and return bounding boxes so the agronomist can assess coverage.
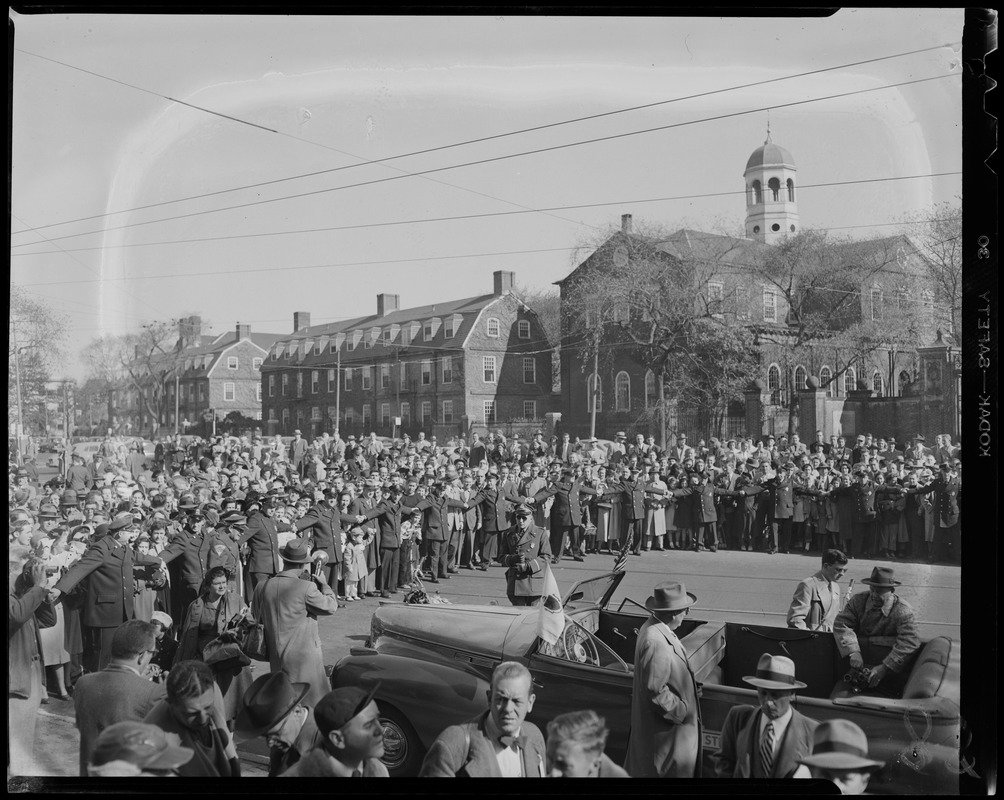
[113,317,281,437]
[557,136,947,443]
[260,271,553,439]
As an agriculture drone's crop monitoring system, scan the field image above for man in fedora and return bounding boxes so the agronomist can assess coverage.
[251,538,339,708]
[833,566,920,694]
[282,685,388,777]
[713,653,819,779]
[235,671,319,777]
[624,581,702,778]
[794,719,885,794]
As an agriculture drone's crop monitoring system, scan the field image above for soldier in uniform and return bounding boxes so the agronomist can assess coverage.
[904,461,961,562]
[498,504,552,606]
[466,472,525,570]
[532,467,598,563]
[616,467,667,556]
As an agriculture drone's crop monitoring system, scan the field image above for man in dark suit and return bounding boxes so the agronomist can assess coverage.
[73,620,167,776]
[409,482,467,583]
[419,661,547,777]
[619,467,668,555]
[468,433,488,468]
[466,472,525,570]
[295,489,356,591]
[904,461,961,562]
[498,504,551,606]
[238,497,293,591]
[713,654,818,779]
[50,516,161,672]
[532,467,598,563]
[555,433,574,464]
[360,484,411,597]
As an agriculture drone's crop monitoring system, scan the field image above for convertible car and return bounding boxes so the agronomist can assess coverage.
[330,572,960,792]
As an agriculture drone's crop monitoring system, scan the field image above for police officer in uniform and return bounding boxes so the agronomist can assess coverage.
[499,504,552,607]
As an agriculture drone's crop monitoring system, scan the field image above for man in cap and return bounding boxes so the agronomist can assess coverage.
[49,514,162,672]
[833,566,920,694]
[294,488,356,592]
[73,619,167,775]
[624,581,702,778]
[532,467,598,563]
[466,472,525,571]
[235,671,319,777]
[86,721,194,777]
[282,685,388,777]
[787,549,849,632]
[903,460,960,563]
[498,504,552,606]
[419,661,546,777]
[251,538,339,709]
[793,719,885,793]
[713,653,819,778]
[407,481,468,583]
[238,495,294,590]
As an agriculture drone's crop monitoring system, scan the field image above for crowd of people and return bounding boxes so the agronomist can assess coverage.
[8,424,954,784]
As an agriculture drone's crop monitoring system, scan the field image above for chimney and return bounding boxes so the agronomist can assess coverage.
[178,315,202,349]
[377,293,400,317]
[622,214,633,234]
[236,322,251,340]
[293,311,311,332]
[493,270,515,297]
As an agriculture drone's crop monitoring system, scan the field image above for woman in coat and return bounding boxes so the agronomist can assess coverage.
[174,566,255,728]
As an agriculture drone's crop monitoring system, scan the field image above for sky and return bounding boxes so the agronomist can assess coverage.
[10,9,965,381]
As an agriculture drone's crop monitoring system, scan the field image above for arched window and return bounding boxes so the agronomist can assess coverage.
[615,371,631,412]
[872,370,883,396]
[644,370,658,408]
[786,178,795,202]
[750,180,762,204]
[844,367,857,396]
[767,364,782,405]
[587,374,603,413]
[793,365,808,392]
[898,370,911,396]
[819,366,833,398]
[768,177,781,201]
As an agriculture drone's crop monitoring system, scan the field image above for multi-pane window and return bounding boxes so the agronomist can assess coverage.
[421,361,432,386]
[708,282,724,315]
[228,356,238,370]
[844,367,858,395]
[517,320,530,339]
[224,382,235,401]
[820,366,834,398]
[281,374,289,396]
[483,400,496,424]
[523,357,535,384]
[269,375,276,397]
[767,364,781,405]
[400,361,407,385]
[344,408,354,426]
[381,365,391,389]
[252,358,263,371]
[361,368,372,391]
[424,321,435,341]
[871,287,883,321]
[281,408,290,428]
[311,370,319,394]
[615,371,631,411]
[444,318,456,338]
[483,356,496,383]
[327,369,337,392]
[312,406,321,421]
[523,400,536,419]
[344,369,353,392]
[255,384,262,402]
[296,372,303,397]
[794,365,808,392]
[380,403,391,425]
[442,357,453,384]
[735,285,751,320]
[872,371,883,396]
[486,318,500,337]
[442,400,454,424]
[763,289,778,323]
[401,402,411,427]
[422,401,432,426]
[645,371,658,408]
[362,404,371,426]
[268,408,277,422]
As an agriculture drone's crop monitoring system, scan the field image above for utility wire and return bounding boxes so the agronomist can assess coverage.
[12,42,956,234]
[11,174,961,257]
[10,72,959,248]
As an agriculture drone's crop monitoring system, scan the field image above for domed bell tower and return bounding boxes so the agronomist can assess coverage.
[744,127,799,244]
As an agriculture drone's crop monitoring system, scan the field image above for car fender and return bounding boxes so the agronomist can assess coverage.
[331,652,493,750]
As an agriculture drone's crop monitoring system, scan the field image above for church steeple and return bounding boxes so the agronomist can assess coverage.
[744,123,799,244]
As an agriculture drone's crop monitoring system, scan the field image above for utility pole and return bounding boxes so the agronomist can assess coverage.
[174,371,180,435]
[334,348,341,439]
[589,340,599,440]
[12,318,25,464]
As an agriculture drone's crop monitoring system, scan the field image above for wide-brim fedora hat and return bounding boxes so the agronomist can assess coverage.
[279,538,313,563]
[861,565,901,587]
[645,581,697,612]
[742,653,807,690]
[234,672,310,739]
[798,720,884,771]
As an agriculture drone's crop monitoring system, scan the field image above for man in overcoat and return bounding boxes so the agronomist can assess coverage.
[251,539,339,709]
[238,496,293,591]
[532,467,597,562]
[624,580,702,778]
[498,504,551,606]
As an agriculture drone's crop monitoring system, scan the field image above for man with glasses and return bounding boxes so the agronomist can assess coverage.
[786,549,849,632]
[73,620,167,776]
[235,671,319,777]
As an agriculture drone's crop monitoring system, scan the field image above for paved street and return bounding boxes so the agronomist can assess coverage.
[24,547,960,778]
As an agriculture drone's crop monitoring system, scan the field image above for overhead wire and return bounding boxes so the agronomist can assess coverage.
[11,42,957,234]
[10,72,960,248]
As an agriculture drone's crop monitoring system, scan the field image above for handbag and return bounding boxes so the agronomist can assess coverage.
[242,582,269,662]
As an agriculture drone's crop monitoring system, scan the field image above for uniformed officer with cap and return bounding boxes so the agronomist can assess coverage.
[498,504,552,606]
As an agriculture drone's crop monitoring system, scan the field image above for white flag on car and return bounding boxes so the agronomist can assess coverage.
[537,562,564,645]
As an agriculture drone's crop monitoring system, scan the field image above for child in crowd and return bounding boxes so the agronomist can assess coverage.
[343,526,369,601]
[399,510,423,589]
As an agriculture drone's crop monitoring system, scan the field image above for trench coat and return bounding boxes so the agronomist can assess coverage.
[624,616,702,778]
[250,569,338,708]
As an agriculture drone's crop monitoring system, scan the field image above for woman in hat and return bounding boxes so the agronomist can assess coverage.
[174,565,255,729]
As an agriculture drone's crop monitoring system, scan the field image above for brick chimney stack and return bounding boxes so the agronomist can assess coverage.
[493,270,515,297]
[236,322,251,340]
[622,214,633,234]
[293,311,311,332]
[377,293,400,317]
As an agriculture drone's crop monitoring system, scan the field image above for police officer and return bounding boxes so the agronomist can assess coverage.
[498,504,552,607]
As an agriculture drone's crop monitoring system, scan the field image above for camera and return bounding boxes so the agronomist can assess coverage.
[843,664,873,693]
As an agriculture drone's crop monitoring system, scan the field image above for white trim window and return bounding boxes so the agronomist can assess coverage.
[486,318,500,338]
[483,356,496,383]
[224,382,236,402]
[442,400,454,424]
[523,357,535,384]
[421,401,432,426]
[523,400,536,419]
[381,403,391,425]
[615,371,631,411]
[517,320,530,339]
[268,375,275,397]
[311,370,320,394]
[763,289,778,323]
[844,367,857,395]
[483,400,496,424]
[327,369,337,392]
[252,357,262,371]
[820,366,834,398]
[361,367,372,391]
[421,360,432,386]
[442,357,453,384]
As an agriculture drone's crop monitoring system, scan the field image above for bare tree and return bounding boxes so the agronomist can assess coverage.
[9,284,69,438]
[902,200,961,338]
[514,284,561,391]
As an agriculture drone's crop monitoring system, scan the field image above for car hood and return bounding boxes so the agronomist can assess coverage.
[372,602,526,661]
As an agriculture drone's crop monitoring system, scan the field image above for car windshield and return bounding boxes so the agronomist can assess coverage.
[536,618,629,672]
[562,572,623,610]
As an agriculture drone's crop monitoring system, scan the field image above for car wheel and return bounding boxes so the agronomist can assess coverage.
[378,704,426,777]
